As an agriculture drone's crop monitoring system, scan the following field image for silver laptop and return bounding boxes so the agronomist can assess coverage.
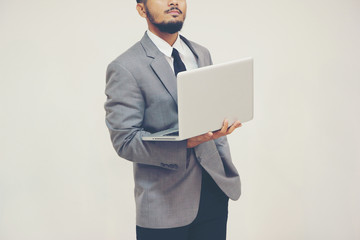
[142,57,254,141]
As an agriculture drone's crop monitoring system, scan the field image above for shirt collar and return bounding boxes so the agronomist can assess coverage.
[146,30,186,58]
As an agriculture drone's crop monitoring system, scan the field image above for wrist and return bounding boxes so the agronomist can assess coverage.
[186,139,195,148]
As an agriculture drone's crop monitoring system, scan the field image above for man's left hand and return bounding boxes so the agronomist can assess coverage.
[186,120,242,148]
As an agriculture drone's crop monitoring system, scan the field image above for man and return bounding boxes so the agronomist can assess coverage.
[105,0,242,239]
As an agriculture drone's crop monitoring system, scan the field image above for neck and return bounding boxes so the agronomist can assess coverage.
[148,26,178,46]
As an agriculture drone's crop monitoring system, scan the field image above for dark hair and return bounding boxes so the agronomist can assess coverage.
[136,0,146,3]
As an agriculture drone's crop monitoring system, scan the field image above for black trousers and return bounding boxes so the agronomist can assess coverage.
[136,168,229,240]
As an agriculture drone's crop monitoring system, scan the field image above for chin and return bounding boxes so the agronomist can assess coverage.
[156,21,184,34]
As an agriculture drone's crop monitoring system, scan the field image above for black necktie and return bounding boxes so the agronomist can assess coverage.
[172,48,187,76]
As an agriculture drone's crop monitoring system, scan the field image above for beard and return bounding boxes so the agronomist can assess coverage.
[145,7,185,34]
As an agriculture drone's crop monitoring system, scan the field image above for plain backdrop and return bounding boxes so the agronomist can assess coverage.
[1,0,359,239]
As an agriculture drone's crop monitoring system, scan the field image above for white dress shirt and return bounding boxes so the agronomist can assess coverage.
[146,30,199,72]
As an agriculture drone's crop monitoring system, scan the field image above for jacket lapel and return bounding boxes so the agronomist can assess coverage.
[140,33,203,105]
[140,33,179,105]
[151,57,178,105]
[180,35,206,68]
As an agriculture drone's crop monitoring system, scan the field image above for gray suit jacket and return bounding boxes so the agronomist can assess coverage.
[105,32,241,228]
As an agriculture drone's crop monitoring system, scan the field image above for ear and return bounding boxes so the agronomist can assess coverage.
[136,3,147,18]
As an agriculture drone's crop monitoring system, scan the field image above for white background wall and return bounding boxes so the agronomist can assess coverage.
[1,0,359,239]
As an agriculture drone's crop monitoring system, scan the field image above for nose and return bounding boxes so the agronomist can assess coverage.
[168,0,179,6]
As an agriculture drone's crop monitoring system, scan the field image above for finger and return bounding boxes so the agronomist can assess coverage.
[220,119,229,134]
[227,121,242,134]
[204,131,213,139]
[207,131,214,139]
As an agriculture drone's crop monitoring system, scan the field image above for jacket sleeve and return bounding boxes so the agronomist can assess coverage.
[104,61,187,171]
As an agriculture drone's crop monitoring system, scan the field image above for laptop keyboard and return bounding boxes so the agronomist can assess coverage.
[164,131,179,136]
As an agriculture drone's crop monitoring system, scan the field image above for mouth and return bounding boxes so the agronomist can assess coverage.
[165,7,182,15]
